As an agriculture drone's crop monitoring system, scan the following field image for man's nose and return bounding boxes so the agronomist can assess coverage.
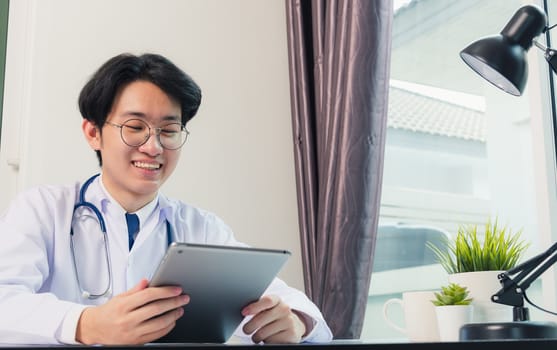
[138,130,163,155]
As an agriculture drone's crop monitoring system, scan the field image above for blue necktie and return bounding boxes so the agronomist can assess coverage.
[125,213,140,251]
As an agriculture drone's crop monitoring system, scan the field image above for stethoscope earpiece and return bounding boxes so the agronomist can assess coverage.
[81,290,91,299]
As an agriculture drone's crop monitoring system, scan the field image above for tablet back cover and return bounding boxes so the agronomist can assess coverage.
[150,243,291,343]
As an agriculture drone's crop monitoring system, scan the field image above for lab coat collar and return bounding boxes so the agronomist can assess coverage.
[78,174,163,239]
[157,194,174,225]
[93,173,160,224]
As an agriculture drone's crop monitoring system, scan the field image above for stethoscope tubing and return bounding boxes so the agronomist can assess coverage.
[70,174,172,299]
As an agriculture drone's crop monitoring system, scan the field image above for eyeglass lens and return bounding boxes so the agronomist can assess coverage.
[120,119,187,150]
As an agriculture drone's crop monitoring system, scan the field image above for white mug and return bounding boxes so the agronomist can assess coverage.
[382,290,440,342]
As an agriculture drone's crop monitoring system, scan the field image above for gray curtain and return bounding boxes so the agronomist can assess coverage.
[285,0,393,339]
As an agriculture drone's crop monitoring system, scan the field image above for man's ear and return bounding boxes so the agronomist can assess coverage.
[82,119,101,150]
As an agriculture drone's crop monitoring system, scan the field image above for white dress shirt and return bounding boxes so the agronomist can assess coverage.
[0,174,332,344]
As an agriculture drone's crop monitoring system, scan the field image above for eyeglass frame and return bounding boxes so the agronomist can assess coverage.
[105,118,190,150]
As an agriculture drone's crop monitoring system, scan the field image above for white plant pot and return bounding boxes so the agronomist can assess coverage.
[435,305,473,342]
[448,271,513,323]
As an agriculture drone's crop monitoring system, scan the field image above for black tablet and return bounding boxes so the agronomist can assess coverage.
[149,242,291,343]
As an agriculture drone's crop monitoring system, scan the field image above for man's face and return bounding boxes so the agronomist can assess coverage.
[84,80,183,212]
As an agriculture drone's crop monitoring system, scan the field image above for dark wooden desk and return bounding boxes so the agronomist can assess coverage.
[2,339,557,349]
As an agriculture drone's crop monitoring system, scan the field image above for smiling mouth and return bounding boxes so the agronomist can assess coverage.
[133,161,162,170]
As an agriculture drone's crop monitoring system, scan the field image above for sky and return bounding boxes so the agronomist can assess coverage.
[394,0,413,11]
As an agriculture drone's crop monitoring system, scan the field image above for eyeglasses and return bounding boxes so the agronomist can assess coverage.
[106,119,189,150]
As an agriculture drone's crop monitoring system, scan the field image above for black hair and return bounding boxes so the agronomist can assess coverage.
[78,53,202,165]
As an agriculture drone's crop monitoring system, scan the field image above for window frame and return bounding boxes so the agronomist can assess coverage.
[0,0,9,145]
[532,0,557,317]
[363,0,557,341]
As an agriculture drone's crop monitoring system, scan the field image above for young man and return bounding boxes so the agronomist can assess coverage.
[0,53,332,345]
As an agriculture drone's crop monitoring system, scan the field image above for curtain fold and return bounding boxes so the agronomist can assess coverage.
[285,0,393,338]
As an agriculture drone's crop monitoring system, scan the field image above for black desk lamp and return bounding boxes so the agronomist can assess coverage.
[460,4,556,96]
[458,243,557,340]
[458,4,557,340]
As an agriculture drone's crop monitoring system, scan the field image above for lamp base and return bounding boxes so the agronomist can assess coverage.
[460,321,557,340]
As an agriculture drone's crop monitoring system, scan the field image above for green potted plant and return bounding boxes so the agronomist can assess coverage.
[432,283,473,306]
[426,217,529,323]
[432,283,473,342]
[427,218,529,274]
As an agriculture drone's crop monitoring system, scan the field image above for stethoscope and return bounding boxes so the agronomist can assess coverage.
[70,173,173,299]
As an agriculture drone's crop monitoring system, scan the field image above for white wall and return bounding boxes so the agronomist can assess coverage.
[0,0,306,290]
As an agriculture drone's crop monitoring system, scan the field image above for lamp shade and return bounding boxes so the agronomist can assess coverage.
[460,5,547,96]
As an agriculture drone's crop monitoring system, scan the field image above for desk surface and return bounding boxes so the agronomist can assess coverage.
[3,339,557,349]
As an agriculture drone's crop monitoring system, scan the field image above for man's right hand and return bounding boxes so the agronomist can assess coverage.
[75,278,189,345]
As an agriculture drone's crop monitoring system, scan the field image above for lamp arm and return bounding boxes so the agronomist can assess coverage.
[509,241,557,275]
[532,39,557,75]
[492,242,557,308]
[533,39,548,51]
[544,48,557,75]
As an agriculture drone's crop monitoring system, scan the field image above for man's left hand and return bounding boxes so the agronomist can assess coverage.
[241,295,308,344]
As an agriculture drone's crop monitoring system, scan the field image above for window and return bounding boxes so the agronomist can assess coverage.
[362,0,556,341]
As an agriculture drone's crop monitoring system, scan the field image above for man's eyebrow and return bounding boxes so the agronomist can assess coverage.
[121,112,181,122]
[122,111,146,118]
[161,115,181,122]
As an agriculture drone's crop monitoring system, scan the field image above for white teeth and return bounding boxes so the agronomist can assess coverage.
[133,161,161,170]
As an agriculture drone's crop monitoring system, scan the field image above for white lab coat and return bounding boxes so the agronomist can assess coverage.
[0,175,332,344]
